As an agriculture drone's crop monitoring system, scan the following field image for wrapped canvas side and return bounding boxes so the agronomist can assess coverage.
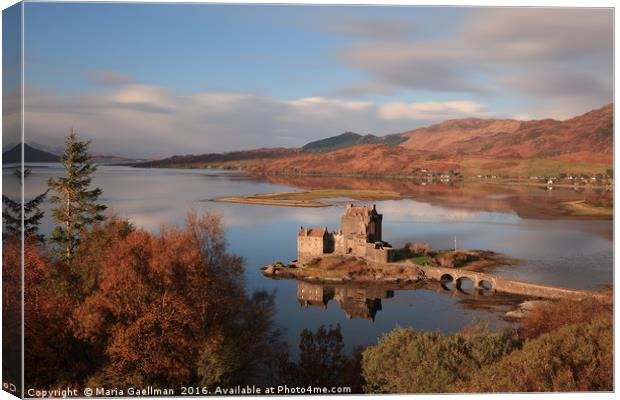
[2,2,24,398]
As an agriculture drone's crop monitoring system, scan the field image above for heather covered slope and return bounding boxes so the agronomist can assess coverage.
[399,104,613,163]
[399,119,523,152]
[246,144,460,176]
[137,104,613,176]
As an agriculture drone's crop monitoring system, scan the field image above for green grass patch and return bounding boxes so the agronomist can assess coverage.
[408,255,432,266]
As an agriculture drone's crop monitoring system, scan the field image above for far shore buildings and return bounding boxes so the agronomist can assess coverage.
[297,204,394,264]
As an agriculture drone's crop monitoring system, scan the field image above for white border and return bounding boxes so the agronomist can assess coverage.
[0,2,616,400]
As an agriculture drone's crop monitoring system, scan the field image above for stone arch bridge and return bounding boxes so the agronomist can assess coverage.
[420,265,610,302]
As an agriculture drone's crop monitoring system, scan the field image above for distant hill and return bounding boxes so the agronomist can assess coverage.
[2,143,59,164]
[302,131,406,152]
[138,104,613,177]
[399,104,613,164]
[91,154,144,164]
[138,147,300,168]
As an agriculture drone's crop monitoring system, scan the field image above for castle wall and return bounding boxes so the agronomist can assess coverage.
[341,215,365,237]
[333,232,345,254]
[297,236,326,263]
[298,205,389,265]
[364,245,394,264]
[297,281,335,308]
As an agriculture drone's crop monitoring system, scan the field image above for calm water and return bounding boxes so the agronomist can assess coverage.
[6,165,613,353]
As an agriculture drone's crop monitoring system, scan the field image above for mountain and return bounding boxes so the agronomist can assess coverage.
[27,141,65,155]
[399,119,522,152]
[138,104,613,177]
[2,143,60,164]
[399,104,613,163]
[246,144,459,176]
[138,147,300,168]
[302,131,406,152]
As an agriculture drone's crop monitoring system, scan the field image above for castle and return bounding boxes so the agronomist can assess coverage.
[296,281,394,322]
[297,204,394,264]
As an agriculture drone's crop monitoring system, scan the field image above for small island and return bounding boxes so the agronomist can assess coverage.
[212,189,402,207]
[262,204,509,282]
[262,204,611,302]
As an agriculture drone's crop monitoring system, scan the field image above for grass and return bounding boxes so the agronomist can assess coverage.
[213,189,402,207]
[407,255,432,266]
[460,157,611,178]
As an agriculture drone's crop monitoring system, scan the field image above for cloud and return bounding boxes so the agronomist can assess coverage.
[333,81,395,97]
[379,100,490,121]
[340,8,612,110]
[23,80,493,158]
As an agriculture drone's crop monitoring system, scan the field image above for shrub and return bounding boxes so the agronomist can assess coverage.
[519,298,612,339]
[361,326,518,393]
[405,242,432,256]
[434,250,477,268]
[452,318,613,392]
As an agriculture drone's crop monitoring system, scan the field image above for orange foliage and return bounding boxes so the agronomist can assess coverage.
[519,298,612,340]
[2,236,23,391]
[1,236,87,387]
[71,210,275,387]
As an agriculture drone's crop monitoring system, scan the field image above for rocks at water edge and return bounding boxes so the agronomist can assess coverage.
[505,300,551,319]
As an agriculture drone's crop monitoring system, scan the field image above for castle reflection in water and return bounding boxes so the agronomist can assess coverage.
[297,281,394,322]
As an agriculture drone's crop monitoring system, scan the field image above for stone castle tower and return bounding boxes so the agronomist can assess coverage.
[297,204,393,264]
[340,203,382,242]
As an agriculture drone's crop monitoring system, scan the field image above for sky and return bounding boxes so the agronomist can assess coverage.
[3,2,614,158]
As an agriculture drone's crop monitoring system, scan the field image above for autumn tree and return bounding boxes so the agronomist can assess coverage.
[1,234,91,390]
[2,236,23,395]
[61,216,134,301]
[279,324,359,389]
[72,210,281,388]
[48,130,106,263]
[298,324,347,386]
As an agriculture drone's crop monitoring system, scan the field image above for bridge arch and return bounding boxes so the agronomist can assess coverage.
[478,279,493,290]
[455,276,475,293]
[440,273,454,282]
[440,274,454,291]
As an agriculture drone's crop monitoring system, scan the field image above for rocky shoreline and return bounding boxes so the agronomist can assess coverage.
[261,256,426,284]
[261,249,513,284]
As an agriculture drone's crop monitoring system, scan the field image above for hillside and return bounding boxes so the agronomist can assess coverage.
[137,104,613,177]
[247,144,459,176]
[2,143,59,164]
[399,119,522,152]
[399,104,612,163]
[138,147,300,168]
[302,131,406,152]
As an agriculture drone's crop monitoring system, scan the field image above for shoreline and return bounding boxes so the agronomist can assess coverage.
[261,250,512,284]
[262,254,612,303]
[211,189,403,207]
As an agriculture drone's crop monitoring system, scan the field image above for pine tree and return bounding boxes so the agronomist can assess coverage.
[2,167,48,241]
[47,130,106,262]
